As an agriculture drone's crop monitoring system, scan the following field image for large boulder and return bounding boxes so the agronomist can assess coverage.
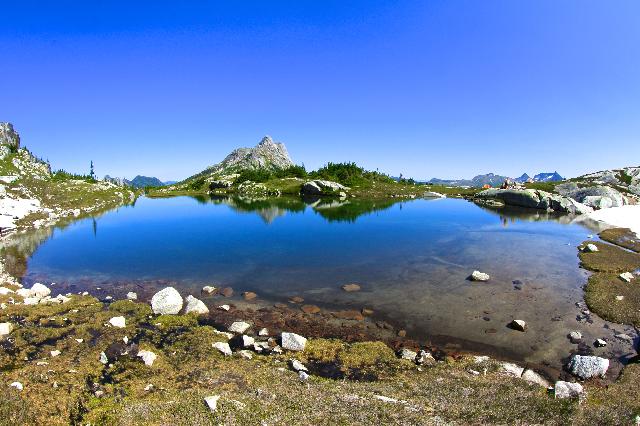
[567,355,609,379]
[301,180,347,196]
[151,287,183,315]
[560,185,627,209]
[475,189,592,214]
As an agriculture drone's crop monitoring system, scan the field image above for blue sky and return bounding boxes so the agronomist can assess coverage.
[1,1,638,181]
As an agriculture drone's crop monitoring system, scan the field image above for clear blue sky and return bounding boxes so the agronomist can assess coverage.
[1,1,638,181]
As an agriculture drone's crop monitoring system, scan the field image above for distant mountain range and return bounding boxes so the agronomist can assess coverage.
[429,172,564,187]
[103,175,174,188]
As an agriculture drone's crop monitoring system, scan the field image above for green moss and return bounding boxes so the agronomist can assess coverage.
[599,228,640,253]
[584,272,640,326]
[303,338,343,362]
[578,241,640,273]
[108,300,152,321]
[154,314,199,329]
[338,341,397,369]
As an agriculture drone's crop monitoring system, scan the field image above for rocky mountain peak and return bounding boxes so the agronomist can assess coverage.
[0,122,20,149]
[213,135,294,173]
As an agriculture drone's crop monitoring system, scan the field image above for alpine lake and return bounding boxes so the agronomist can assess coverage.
[4,194,635,376]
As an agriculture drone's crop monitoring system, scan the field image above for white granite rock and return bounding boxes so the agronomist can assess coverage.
[555,381,583,399]
[151,287,183,315]
[567,355,609,379]
[228,321,251,334]
[470,271,490,281]
[137,350,157,366]
[184,295,209,315]
[109,316,126,328]
[213,342,232,356]
[281,332,307,351]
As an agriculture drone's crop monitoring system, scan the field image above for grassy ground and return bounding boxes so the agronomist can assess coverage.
[1,286,639,425]
[599,228,640,253]
[579,237,640,327]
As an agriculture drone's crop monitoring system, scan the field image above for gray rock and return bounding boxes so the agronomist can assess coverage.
[416,350,436,365]
[563,185,627,208]
[475,188,593,214]
[470,271,490,282]
[569,331,582,343]
[500,362,524,377]
[509,319,527,331]
[184,295,209,315]
[619,272,634,283]
[151,287,183,315]
[554,381,583,399]
[108,316,126,328]
[137,350,157,366]
[0,322,14,336]
[567,355,609,379]
[584,243,599,253]
[301,180,348,196]
[204,395,220,412]
[398,348,417,362]
[126,292,138,300]
[521,369,550,387]
[213,342,232,356]
[290,359,308,372]
[228,321,251,334]
[240,335,255,348]
[281,332,307,351]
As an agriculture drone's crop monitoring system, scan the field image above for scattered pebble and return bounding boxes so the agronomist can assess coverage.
[555,381,583,399]
[509,319,527,332]
[204,395,220,412]
[50,350,61,357]
[619,272,634,283]
[281,332,307,351]
[217,304,230,311]
[584,243,599,253]
[202,285,217,295]
[10,382,23,391]
[126,292,137,300]
[594,338,607,347]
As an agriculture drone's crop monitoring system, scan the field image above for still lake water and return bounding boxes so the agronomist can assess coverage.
[17,195,606,369]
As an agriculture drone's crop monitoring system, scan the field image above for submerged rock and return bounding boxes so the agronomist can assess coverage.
[470,271,490,282]
[281,332,307,351]
[554,381,583,399]
[341,283,361,292]
[242,291,257,301]
[184,295,209,315]
[568,331,582,343]
[594,338,607,347]
[151,287,183,315]
[567,355,609,379]
[202,285,217,295]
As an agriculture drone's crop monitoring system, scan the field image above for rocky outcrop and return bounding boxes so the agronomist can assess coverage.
[301,180,347,196]
[0,122,20,150]
[556,183,627,209]
[475,189,593,215]
[207,136,293,175]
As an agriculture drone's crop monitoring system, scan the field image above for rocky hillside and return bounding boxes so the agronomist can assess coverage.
[158,136,294,194]
[0,122,136,236]
[475,166,639,213]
